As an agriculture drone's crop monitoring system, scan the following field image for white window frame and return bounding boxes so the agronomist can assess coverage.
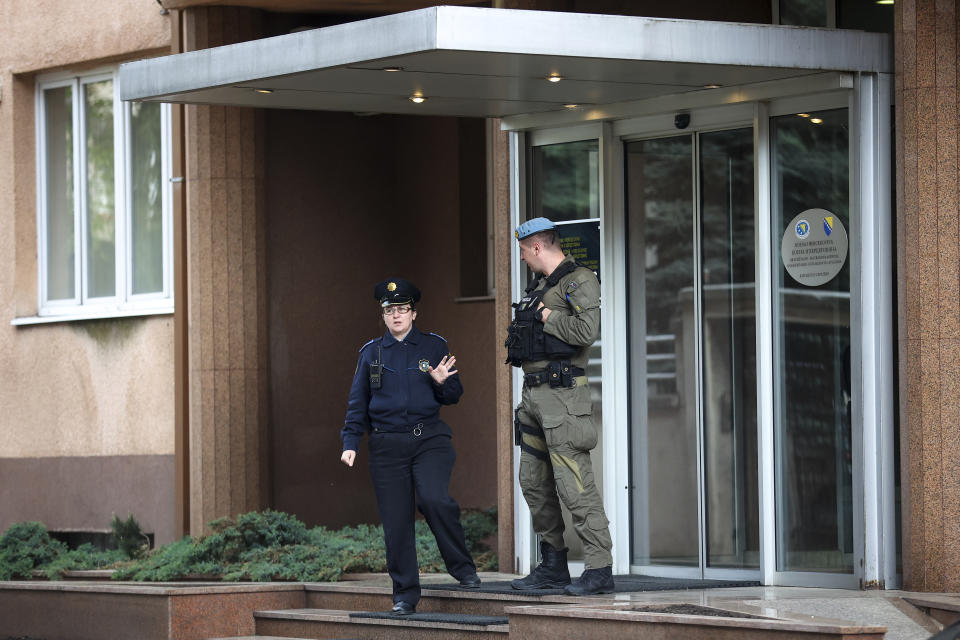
[30,67,173,323]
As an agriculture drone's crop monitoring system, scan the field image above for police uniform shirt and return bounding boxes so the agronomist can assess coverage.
[341,326,463,453]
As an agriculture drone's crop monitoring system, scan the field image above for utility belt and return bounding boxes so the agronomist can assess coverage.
[522,361,585,389]
[372,419,439,437]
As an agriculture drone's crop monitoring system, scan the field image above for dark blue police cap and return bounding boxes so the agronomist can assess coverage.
[373,278,421,307]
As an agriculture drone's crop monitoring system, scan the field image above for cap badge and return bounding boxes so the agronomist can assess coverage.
[387,282,397,292]
[418,359,431,373]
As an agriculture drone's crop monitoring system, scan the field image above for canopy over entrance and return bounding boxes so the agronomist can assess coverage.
[118,6,891,119]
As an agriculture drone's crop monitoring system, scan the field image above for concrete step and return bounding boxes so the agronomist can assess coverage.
[209,637,344,640]
[304,582,577,617]
[505,602,888,640]
[904,595,960,627]
[255,608,509,640]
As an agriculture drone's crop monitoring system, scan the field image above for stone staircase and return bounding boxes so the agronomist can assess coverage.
[253,607,508,639]
[207,585,559,640]
[0,577,909,639]
[201,582,889,640]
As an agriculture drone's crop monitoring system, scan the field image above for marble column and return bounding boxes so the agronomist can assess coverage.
[896,0,960,592]
[182,7,269,534]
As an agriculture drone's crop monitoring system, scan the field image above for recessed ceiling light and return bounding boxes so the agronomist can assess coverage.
[703,84,722,89]
[547,73,563,83]
[876,0,894,5]
[382,66,404,72]
[797,113,811,118]
[254,89,273,94]
[409,95,426,104]
[563,104,579,110]
[810,117,823,124]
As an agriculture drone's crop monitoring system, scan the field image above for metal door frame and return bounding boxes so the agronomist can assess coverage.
[616,105,760,582]
[509,73,896,589]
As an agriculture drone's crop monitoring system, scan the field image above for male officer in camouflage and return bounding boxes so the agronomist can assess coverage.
[507,217,614,596]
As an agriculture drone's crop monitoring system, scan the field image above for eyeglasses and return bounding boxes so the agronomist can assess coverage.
[382,305,412,316]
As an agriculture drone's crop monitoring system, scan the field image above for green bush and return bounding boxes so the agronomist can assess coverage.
[110,514,149,559]
[0,521,129,580]
[0,522,66,580]
[0,507,498,583]
[40,544,127,580]
[114,507,497,582]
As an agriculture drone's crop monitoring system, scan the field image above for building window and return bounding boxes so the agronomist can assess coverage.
[36,70,171,317]
[774,0,893,33]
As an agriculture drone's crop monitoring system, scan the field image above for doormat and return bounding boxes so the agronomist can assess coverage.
[425,575,760,596]
[350,611,508,626]
[630,603,766,618]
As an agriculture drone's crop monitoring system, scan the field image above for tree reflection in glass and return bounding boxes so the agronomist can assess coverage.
[530,140,599,223]
[84,79,116,299]
[130,101,164,295]
[772,108,853,574]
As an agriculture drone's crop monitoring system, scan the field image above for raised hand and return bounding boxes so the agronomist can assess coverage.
[429,355,458,384]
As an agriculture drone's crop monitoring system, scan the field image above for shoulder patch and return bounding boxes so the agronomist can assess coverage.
[564,269,601,315]
[358,338,378,352]
[570,268,599,287]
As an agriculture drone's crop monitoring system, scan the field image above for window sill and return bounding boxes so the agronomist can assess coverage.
[11,306,174,326]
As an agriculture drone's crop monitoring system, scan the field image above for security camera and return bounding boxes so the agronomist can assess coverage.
[675,113,691,129]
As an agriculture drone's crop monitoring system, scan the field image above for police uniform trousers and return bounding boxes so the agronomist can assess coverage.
[517,382,613,569]
[367,428,475,606]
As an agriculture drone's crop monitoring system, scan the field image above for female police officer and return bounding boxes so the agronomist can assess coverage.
[339,278,480,615]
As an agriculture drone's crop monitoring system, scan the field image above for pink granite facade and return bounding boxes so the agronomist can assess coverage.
[182,7,271,534]
[896,0,960,593]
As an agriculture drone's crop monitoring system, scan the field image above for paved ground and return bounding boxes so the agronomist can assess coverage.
[344,572,949,639]
[742,596,935,640]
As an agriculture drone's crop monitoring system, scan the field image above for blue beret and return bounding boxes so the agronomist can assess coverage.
[373,278,421,306]
[515,217,556,240]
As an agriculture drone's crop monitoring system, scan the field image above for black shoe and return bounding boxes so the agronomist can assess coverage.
[459,573,482,589]
[511,541,571,590]
[391,601,416,615]
[563,567,615,596]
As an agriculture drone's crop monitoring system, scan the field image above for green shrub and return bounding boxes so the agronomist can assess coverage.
[111,537,218,582]
[462,506,498,549]
[110,514,149,559]
[0,507,497,582]
[41,544,127,580]
[0,522,67,580]
[114,507,497,582]
[206,510,309,562]
[0,521,133,580]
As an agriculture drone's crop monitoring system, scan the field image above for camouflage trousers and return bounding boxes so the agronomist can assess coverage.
[516,381,613,569]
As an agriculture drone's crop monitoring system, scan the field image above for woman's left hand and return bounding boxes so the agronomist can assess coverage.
[429,355,458,384]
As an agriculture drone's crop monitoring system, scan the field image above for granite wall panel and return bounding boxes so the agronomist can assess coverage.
[183,6,269,534]
[897,0,960,592]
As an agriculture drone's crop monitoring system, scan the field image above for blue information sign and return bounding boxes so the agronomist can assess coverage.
[556,220,601,279]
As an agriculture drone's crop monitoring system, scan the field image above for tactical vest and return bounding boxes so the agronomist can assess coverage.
[504,261,581,367]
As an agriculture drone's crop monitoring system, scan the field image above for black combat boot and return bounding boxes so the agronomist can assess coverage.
[563,566,615,596]
[511,541,571,590]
